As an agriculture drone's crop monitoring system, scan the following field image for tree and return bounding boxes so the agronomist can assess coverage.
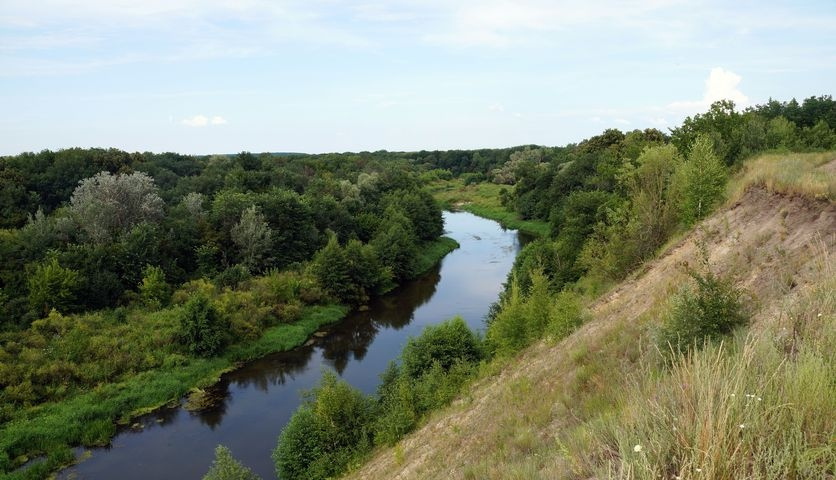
[139,264,170,308]
[177,295,226,357]
[273,372,372,480]
[672,136,727,225]
[309,235,351,303]
[231,205,273,273]
[28,257,79,316]
[401,316,481,379]
[371,208,419,281]
[70,171,164,244]
[203,445,261,480]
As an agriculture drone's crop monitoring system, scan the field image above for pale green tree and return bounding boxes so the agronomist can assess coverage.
[70,171,164,243]
[203,445,261,480]
[231,205,273,272]
[672,135,727,225]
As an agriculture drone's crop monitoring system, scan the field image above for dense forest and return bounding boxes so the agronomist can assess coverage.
[1,95,834,479]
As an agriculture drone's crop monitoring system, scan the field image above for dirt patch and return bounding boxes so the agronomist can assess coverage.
[345,188,835,480]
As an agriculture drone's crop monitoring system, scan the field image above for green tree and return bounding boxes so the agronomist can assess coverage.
[371,209,418,281]
[672,135,727,225]
[273,371,372,480]
[177,295,226,357]
[203,445,261,480]
[139,264,170,308]
[309,235,351,303]
[231,205,273,273]
[28,257,79,316]
[401,316,481,380]
[70,171,164,244]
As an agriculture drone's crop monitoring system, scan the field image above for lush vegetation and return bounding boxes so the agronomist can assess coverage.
[2,94,833,479]
[0,148,460,478]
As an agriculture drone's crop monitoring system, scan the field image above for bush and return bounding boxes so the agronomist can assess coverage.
[177,295,227,357]
[658,265,747,356]
[401,316,481,379]
[27,257,79,316]
[546,290,585,340]
[139,264,170,308]
[273,371,372,480]
[214,264,251,289]
[203,445,261,480]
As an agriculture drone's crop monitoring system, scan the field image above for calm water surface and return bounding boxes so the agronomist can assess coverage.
[58,212,530,479]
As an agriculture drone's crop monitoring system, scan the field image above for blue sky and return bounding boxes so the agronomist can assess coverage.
[1,0,834,155]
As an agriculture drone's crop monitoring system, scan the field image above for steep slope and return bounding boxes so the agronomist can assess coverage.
[346,160,835,479]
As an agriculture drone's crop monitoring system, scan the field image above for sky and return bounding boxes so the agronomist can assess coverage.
[1,0,834,156]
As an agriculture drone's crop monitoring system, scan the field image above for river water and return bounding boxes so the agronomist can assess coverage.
[57,211,529,479]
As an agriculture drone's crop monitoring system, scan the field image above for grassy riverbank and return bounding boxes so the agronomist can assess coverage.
[0,237,458,480]
[0,305,348,480]
[429,180,550,237]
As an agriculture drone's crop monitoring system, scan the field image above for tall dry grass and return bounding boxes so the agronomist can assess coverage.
[578,250,834,479]
[727,151,835,203]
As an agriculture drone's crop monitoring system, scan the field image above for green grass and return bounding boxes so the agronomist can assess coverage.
[414,237,459,276]
[0,305,347,480]
[429,179,550,237]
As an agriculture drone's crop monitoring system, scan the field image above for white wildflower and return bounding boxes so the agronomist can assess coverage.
[696,468,702,472]
[634,444,643,453]
[739,424,745,429]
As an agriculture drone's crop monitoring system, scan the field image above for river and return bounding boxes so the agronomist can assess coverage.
[57,211,530,479]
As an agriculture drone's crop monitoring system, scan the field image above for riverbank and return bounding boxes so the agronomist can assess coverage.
[1,236,459,480]
[429,179,550,237]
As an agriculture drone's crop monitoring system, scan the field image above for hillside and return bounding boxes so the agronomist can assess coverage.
[345,156,835,479]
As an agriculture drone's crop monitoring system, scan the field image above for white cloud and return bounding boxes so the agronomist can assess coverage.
[669,67,749,110]
[488,103,505,112]
[182,114,227,127]
[613,118,631,125]
[182,115,208,127]
[703,67,748,104]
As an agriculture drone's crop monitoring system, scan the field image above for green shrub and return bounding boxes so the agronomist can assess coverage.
[214,264,251,289]
[203,445,261,480]
[401,316,481,379]
[546,290,585,340]
[658,266,747,356]
[139,264,170,308]
[177,295,227,357]
[27,257,79,316]
[273,371,372,480]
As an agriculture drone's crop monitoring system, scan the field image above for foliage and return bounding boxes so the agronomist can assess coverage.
[177,295,227,357]
[70,171,165,244]
[139,264,170,308]
[273,371,372,480]
[0,305,347,478]
[658,258,748,357]
[27,257,79,316]
[231,205,273,273]
[371,209,419,281]
[203,445,261,480]
[401,316,482,379]
[672,135,728,225]
[487,269,586,356]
